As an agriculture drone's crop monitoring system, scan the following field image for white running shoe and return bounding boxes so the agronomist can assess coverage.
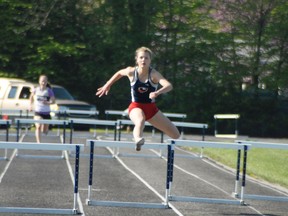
[135,137,145,151]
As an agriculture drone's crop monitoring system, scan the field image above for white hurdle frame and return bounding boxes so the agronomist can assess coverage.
[15,119,69,159]
[167,139,249,205]
[214,114,240,138]
[117,119,208,143]
[116,119,152,141]
[0,120,12,160]
[85,140,171,209]
[104,110,128,135]
[15,118,69,142]
[115,120,164,158]
[236,140,288,202]
[51,110,99,121]
[57,109,99,116]
[106,110,188,137]
[105,110,187,119]
[68,118,117,143]
[0,142,84,215]
[0,109,34,118]
[116,119,208,158]
[172,121,208,141]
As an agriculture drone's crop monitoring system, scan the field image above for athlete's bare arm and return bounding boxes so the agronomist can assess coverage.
[96,67,135,97]
[149,70,173,100]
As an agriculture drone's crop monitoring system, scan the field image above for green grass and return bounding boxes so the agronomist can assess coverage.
[186,146,288,189]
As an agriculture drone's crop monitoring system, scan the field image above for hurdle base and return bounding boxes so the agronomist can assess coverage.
[232,192,239,198]
[86,199,168,209]
[243,194,288,202]
[16,154,65,160]
[169,195,243,205]
[0,207,80,215]
[69,152,114,159]
[116,152,163,158]
[173,153,202,159]
[215,134,238,138]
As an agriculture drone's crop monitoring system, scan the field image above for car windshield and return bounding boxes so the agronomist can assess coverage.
[52,87,74,100]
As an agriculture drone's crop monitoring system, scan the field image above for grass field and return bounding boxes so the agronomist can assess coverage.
[186,146,288,189]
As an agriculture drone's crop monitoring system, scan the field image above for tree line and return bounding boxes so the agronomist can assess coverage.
[1,0,288,137]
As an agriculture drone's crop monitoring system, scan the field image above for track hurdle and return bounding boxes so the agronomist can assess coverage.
[105,110,187,121]
[117,119,208,143]
[61,109,99,117]
[167,139,249,205]
[105,110,128,118]
[15,119,69,159]
[117,119,153,141]
[0,120,11,160]
[15,118,69,142]
[236,140,288,202]
[172,121,208,141]
[52,110,99,120]
[68,118,117,143]
[153,113,187,138]
[116,119,209,158]
[104,110,128,134]
[214,114,240,138]
[115,120,165,158]
[0,141,83,215]
[106,110,188,137]
[85,140,171,208]
[0,109,34,119]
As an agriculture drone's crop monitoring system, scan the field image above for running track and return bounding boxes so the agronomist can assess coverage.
[0,130,287,216]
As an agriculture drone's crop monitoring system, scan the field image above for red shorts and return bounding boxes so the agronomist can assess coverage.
[128,102,159,120]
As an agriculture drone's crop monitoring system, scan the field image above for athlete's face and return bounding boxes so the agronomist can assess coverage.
[136,51,151,68]
[39,76,48,88]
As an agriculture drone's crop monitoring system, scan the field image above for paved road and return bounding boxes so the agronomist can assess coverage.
[0,129,287,216]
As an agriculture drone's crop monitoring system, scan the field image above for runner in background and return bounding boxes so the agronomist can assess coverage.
[29,75,55,143]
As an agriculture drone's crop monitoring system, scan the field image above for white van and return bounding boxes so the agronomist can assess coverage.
[0,78,97,121]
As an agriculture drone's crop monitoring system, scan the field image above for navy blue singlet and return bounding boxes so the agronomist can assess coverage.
[130,67,158,103]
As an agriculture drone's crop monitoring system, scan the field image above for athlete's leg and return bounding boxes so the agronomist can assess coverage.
[129,108,146,150]
[42,124,49,135]
[148,110,180,139]
[129,108,145,140]
[34,116,42,143]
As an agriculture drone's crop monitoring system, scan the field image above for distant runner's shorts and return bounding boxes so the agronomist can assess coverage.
[34,112,51,120]
[128,102,159,120]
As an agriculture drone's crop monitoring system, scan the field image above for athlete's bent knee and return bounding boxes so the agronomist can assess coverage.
[171,131,180,139]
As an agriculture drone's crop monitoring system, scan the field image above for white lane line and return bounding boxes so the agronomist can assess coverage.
[175,146,288,196]
[150,149,232,195]
[150,148,265,216]
[0,134,86,215]
[61,135,86,216]
[64,150,86,216]
[0,149,17,183]
[0,133,26,183]
[106,146,184,216]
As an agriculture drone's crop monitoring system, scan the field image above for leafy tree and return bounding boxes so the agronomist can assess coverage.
[2,0,288,136]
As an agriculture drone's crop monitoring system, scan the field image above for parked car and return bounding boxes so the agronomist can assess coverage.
[0,78,97,122]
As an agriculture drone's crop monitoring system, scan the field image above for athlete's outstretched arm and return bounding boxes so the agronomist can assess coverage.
[96,67,132,97]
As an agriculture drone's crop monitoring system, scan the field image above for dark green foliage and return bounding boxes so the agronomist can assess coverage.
[1,0,288,137]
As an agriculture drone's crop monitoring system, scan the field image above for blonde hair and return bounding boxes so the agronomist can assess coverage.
[39,75,51,88]
[39,74,48,81]
[135,47,153,63]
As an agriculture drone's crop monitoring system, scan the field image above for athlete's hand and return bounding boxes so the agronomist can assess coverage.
[96,85,110,97]
[149,91,159,100]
